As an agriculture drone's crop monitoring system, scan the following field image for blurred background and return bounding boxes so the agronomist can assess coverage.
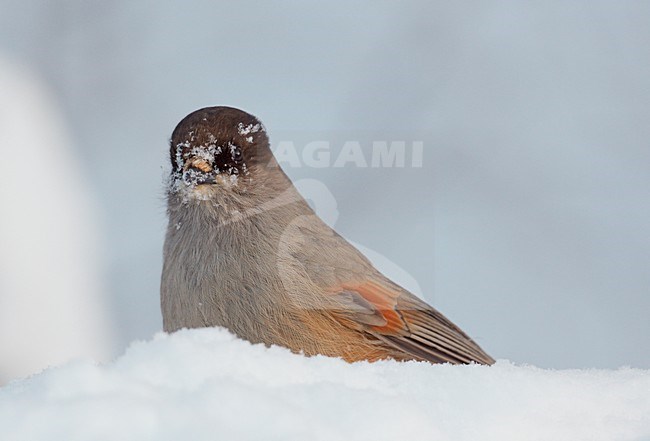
[0,1,648,381]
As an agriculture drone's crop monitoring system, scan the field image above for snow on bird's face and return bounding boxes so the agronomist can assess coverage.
[170,136,249,197]
[170,142,249,200]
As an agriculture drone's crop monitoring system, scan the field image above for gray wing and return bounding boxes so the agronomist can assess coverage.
[281,212,495,365]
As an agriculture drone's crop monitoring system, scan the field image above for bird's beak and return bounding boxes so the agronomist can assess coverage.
[182,157,216,185]
[184,157,213,174]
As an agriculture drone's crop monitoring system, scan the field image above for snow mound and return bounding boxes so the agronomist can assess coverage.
[1,328,648,441]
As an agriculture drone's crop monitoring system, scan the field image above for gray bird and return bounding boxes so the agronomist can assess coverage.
[161,106,494,365]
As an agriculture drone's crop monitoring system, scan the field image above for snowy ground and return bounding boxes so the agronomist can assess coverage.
[1,328,648,441]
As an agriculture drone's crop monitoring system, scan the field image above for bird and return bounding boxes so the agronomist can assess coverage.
[161,106,494,365]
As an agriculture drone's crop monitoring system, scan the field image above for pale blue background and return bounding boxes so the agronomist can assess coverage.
[1,1,648,368]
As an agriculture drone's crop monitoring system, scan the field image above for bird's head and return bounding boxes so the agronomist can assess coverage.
[168,106,277,201]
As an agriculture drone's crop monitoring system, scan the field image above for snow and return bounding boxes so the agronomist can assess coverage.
[1,328,648,441]
[237,122,262,136]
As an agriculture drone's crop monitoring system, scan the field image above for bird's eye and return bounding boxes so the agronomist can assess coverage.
[231,146,243,163]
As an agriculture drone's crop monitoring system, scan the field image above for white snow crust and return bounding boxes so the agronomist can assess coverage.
[1,328,648,441]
